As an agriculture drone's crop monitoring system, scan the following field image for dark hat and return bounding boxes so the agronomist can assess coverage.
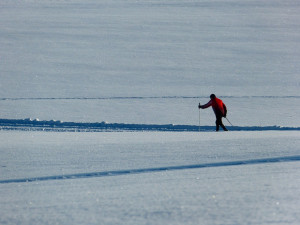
[210,94,216,99]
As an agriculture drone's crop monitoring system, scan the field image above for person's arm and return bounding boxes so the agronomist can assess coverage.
[199,100,212,109]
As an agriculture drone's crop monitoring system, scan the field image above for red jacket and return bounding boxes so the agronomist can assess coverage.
[201,97,227,117]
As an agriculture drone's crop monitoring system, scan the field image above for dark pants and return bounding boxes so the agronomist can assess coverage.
[216,115,228,131]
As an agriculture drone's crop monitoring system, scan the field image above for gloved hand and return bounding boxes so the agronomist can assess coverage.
[198,103,201,109]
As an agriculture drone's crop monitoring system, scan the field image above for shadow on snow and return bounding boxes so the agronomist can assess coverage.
[1,119,300,132]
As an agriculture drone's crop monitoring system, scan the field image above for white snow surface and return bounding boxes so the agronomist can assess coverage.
[1,0,300,99]
[1,131,300,225]
[1,0,300,224]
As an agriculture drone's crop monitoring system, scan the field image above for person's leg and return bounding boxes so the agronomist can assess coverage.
[219,117,228,131]
[216,116,228,131]
[216,120,220,131]
[215,118,220,131]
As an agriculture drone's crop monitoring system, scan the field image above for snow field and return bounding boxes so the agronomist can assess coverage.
[1,96,300,127]
[1,131,300,180]
[1,0,300,98]
[0,131,300,224]
[1,162,300,225]
[1,0,300,224]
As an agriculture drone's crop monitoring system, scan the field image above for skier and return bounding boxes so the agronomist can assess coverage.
[198,94,228,131]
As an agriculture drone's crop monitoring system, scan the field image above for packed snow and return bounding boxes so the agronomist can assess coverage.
[1,0,300,224]
[1,131,300,225]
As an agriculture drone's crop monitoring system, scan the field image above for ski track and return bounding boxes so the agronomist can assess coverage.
[1,155,299,184]
[0,118,300,132]
[0,96,300,101]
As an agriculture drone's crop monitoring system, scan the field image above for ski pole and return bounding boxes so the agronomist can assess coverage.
[198,102,201,132]
[225,117,233,126]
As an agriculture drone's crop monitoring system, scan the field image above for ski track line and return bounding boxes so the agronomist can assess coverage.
[0,95,300,101]
[1,119,300,132]
[1,155,300,184]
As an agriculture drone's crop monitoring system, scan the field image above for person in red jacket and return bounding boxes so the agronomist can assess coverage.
[198,94,228,131]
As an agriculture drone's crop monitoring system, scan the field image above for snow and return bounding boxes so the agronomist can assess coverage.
[1,96,300,127]
[1,0,300,224]
[1,0,300,98]
[1,131,300,224]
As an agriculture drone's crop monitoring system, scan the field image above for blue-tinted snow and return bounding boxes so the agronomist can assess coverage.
[1,0,300,224]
